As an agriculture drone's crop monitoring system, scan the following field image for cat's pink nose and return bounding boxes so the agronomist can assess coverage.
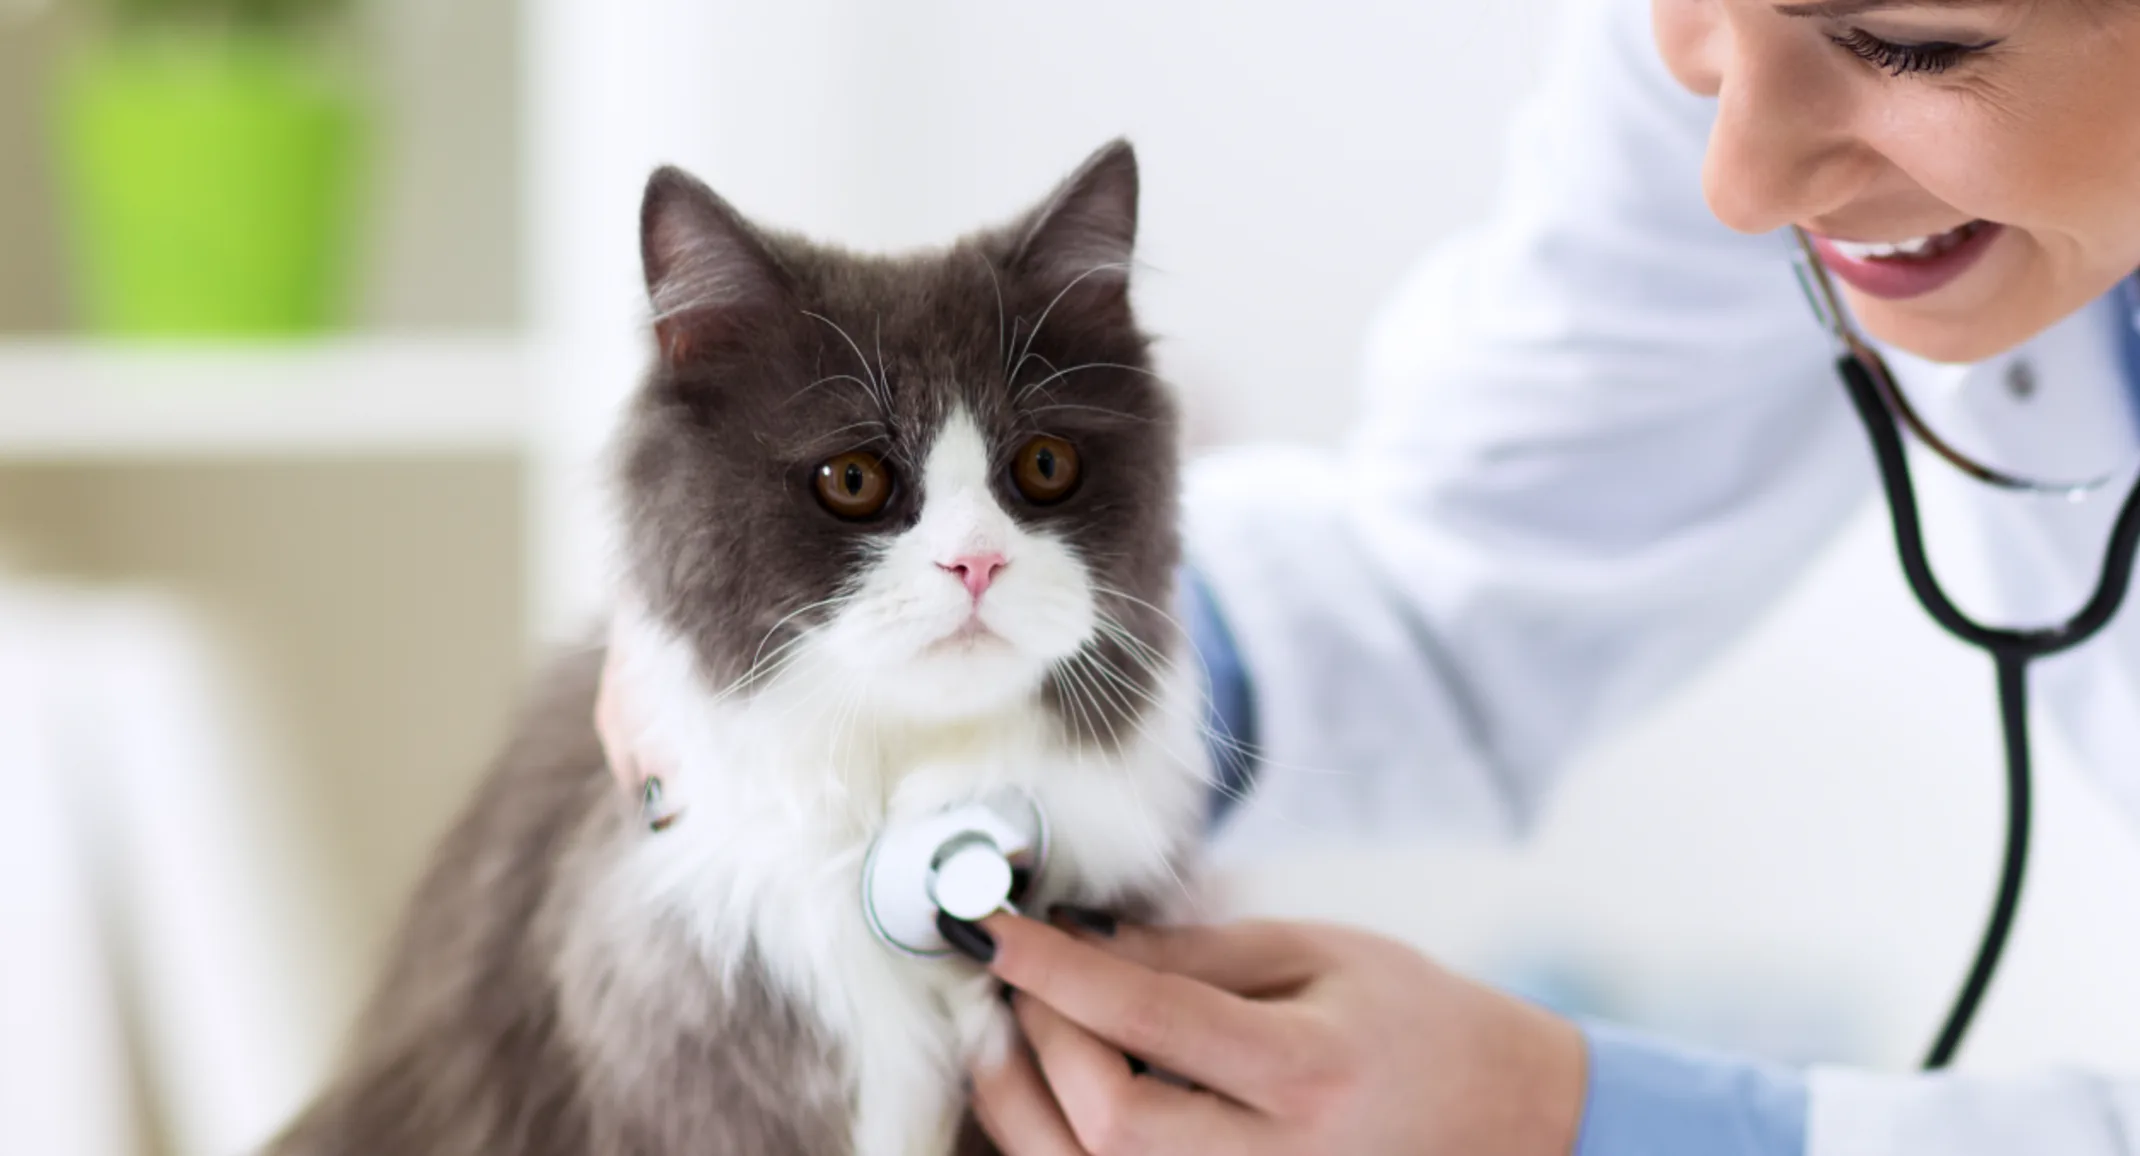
[939,552,1005,600]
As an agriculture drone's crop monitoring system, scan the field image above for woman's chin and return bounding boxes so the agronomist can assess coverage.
[1854,303,2030,365]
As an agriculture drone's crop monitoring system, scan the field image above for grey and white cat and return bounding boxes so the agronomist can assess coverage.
[268,140,1210,1156]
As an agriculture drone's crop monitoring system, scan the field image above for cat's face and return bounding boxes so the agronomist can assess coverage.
[617,142,1179,743]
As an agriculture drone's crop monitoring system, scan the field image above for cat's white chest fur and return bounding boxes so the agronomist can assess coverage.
[607,609,1209,1156]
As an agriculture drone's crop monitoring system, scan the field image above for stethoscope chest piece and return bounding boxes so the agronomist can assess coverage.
[861,787,1048,956]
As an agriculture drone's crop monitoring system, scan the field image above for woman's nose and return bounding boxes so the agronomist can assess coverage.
[1655,0,1874,235]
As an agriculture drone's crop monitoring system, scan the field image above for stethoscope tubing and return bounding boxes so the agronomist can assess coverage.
[1835,349,2140,1068]
[1838,354,2140,660]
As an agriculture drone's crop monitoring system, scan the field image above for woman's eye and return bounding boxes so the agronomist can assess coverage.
[814,451,895,520]
[1829,28,1993,77]
[1010,435,1081,505]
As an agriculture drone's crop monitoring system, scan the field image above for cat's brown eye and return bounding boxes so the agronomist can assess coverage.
[1011,436,1080,504]
[815,451,894,520]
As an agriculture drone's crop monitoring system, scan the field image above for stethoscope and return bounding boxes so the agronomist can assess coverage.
[859,787,1047,957]
[1791,227,2140,1069]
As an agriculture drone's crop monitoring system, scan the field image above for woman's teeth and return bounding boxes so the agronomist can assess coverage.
[1827,221,1984,262]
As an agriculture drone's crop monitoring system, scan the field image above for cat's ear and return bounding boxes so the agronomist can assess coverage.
[641,166,789,363]
[1010,139,1140,312]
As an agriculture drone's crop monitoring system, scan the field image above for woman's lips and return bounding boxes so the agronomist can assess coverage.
[1807,220,2003,301]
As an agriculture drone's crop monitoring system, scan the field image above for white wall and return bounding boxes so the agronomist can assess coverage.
[527,0,2140,1075]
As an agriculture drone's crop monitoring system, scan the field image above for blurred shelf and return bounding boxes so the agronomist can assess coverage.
[0,336,532,462]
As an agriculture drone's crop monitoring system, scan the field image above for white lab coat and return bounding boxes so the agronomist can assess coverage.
[1181,0,2140,1150]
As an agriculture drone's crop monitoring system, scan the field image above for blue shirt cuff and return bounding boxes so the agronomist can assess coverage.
[1577,1022,1808,1156]
[1177,568,1259,824]
[2118,273,2140,427]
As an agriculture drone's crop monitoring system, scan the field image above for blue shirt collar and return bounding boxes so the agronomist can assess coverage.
[2121,273,2140,399]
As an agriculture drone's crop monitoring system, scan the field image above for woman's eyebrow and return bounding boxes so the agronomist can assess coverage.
[1774,0,1997,15]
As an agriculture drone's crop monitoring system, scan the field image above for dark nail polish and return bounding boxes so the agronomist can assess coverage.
[1049,904,1117,938]
[938,911,996,963]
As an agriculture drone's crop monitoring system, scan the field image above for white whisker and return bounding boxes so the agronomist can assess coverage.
[1026,403,1156,425]
[806,419,896,446]
[1072,633,1275,822]
[746,594,851,678]
[1060,648,1195,898]
[1012,360,1171,408]
[981,257,1009,373]
[789,373,880,408]
[1090,609,1348,785]
[1007,262,1133,386]
[801,310,890,416]
[872,316,894,415]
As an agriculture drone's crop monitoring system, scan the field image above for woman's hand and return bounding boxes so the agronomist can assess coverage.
[594,639,645,794]
[969,912,1586,1156]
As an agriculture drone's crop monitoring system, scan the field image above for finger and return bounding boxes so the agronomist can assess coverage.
[971,1037,1089,1156]
[1059,916,1328,997]
[984,914,1304,1108]
[1017,993,1263,1156]
[595,648,636,793]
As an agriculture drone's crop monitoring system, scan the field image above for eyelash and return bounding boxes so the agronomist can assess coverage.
[1828,28,1994,77]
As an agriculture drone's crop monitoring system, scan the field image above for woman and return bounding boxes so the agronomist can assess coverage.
[608,0,2140,1150]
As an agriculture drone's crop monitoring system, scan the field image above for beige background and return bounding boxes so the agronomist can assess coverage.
[2,6,532,1148]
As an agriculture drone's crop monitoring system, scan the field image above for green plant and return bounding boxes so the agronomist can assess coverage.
[57,0,363,333]
[107,0,345,28]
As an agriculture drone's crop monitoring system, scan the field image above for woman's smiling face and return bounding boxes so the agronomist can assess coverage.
[1654,0,2140,363]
